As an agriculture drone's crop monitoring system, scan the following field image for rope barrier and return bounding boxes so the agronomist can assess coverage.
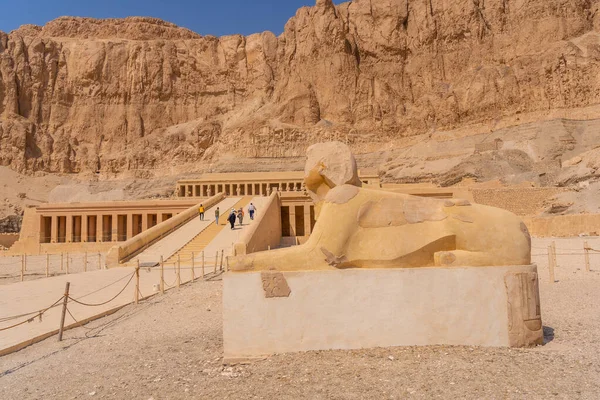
[0,251,212,333]
[0,296,64,332]
[0,299,63,323]
[68,273,135,307]
[65,307,95,331]
[76,272,135,300]
[163,276,179,289]
[0,260,23,267]
[532,252,590,256]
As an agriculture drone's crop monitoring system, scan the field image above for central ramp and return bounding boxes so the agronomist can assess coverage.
[165,197,252,264]
[131,196,271,267]
[131,197,241,266]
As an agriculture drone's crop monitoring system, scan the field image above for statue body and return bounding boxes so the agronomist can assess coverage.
[229,142,531,272]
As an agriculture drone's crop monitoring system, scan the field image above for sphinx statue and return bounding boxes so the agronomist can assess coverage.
[229,141,532,271]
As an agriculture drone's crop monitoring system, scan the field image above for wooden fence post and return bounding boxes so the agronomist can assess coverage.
[20,254,24,282]
[191,252,195,282]
[46,253,50,277]
[160,256,165,294]
[135,260,140,304]
[61,252,64,271]
[548,245,556,283]
[58,282,71,342]
[584,241,591,272]
[84,252,88,272]
[214,251,218,273]
[202,251,205,280]
[177,254,181,288]
[66,253,69,275]
[220,250,224,271]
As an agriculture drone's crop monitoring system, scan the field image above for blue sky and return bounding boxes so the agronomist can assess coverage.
[0,0,346,37]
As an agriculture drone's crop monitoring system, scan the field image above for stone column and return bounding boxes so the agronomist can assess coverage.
[289,205,297,237]
[112,214,119,242]
[304,204,312,236]
[82,214,88,242]
[66,215,73,243]
[97,215,103,242]
[142,213,149,232]
[127,214,134,239]
[51,215,58,243]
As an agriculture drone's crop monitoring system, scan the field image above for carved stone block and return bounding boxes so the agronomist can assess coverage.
[505,272,543,347]
[261,272,291,298]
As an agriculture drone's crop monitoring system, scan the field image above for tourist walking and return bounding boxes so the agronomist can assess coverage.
[228,209,237,229]
[215,207,220,225]
[198,204,205,221]
[248,203,257,220]
[237,207,244,226]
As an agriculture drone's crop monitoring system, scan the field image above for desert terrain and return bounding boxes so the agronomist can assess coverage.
[3,0,600,230]
[1,1,600,397]
[0,238,599,399]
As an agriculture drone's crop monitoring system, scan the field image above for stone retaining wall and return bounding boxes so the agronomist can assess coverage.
[472,187,564,216]
[523,214,600,238]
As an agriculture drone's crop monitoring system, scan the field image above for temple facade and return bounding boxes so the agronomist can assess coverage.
[175,171,381,198]
[8,171,473,255]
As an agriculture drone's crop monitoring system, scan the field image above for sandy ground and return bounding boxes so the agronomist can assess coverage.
[0,237,599,399]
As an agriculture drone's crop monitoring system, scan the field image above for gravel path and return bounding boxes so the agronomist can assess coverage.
[0,238,599,399]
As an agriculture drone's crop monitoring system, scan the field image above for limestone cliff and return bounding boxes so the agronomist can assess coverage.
[1,1,600,178]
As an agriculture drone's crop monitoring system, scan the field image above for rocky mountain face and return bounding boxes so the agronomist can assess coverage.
[1,0,600,179]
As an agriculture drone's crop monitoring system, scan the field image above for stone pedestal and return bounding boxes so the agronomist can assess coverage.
[223,265,543,361]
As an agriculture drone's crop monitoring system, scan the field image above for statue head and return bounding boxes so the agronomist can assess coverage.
[304,141,362,204]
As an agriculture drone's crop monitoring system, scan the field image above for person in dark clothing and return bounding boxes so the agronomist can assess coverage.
[228,209,237,229]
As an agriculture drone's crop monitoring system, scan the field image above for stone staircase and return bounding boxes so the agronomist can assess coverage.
[164,197,252,264]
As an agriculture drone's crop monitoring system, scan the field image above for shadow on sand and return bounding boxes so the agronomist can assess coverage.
[543,326,555,344]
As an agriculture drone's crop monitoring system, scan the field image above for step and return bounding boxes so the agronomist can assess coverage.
[164,197,253,264]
